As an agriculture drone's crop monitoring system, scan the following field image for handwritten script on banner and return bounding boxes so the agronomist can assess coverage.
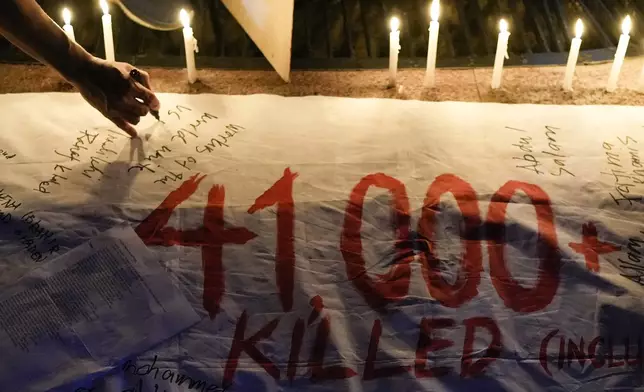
[0,93,643,392]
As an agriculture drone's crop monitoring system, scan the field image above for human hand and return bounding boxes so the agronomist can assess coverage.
[70,57,160,137]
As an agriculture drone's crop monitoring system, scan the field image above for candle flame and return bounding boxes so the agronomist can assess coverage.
[430,0,440,22]
[622,15,632,35]
[499,19,508,32]
[575,19,584,38]
[100,0,109,15]
[62,8,72,25]
[180,9,191,29]
[390,16,400,32]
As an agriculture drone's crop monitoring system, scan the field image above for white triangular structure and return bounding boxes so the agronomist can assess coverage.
[221,0,294,82]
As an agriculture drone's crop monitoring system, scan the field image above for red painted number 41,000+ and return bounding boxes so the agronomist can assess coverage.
[136,169,611,319]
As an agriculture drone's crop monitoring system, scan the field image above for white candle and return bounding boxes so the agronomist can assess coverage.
[62,8,76,42]
[100,0,115,62]
[424,0,440,88]
[389,17,401,87]
[607,16,631,93]
[180,9,199,84]
[563,19,583,91]
[491,19,510,89]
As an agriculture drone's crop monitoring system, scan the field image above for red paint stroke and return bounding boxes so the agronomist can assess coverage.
[136,174,257,318]
[308,295,324,326]
[569,222,620,272]
[626,338,643,366]
[415,318,455,378]
[363,319,411,380]
[608,339,625,368]
[309,316,358,381]
[487,181,561,313]
[588,336,605,369]
[248,168,298,312]
[557,336,565,370]
[460,317,502,378]
[539,329,559,376]
[341,173,411,310]
[287,318,306,383]
[418,174,483,308]
[567,338,586,368]
[541,332,642,375]
[223,311,281,386]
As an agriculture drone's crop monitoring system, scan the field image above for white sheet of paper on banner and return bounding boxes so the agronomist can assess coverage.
[0,225,200,392]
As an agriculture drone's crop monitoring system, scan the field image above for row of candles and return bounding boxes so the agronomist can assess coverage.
[392,1,642,92]
[61,1,639,91]
[60,1,198,83]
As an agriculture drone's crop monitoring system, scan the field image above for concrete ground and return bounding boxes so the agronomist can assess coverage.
[1,58,643,105]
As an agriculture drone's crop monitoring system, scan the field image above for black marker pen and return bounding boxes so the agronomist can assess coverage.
[129,68,160,121]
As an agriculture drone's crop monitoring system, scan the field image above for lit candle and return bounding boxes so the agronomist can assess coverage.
[491,19,510,89]
[389,17,401,87]
[180,9,199,84]
[100,0,115,62]
[62,8,76,42]
[424,0,440,88]
[607,16,631,93]
[563,19,583,91]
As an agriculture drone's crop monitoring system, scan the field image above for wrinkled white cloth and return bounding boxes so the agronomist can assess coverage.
[0,93,642,392]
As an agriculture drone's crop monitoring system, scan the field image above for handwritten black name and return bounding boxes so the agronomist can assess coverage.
[509,126,574,177]
[53,130,99,162]
[602,136,644,206]
[0,191,59,262]
[83,355,231,392]
[0,148,16,159]
[618,234,644,286]
[36,131,123,194]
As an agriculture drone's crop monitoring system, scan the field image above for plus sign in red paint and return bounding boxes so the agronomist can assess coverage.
[569,222,620,272]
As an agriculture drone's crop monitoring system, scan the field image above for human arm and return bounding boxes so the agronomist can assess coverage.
[0,0,160,137]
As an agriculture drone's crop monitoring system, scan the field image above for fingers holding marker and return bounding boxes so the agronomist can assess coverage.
[138,69,153,90]
[109,102,143,125]
[122,96,150,117]
[120,111,141,126]
[129,68,161,111]
[109,115,138,138]
[133,85,160,112]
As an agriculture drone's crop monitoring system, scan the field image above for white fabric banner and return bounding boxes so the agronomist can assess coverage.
[0,93,643,392]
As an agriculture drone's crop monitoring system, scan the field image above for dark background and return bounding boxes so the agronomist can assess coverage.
[0,0,643,69]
